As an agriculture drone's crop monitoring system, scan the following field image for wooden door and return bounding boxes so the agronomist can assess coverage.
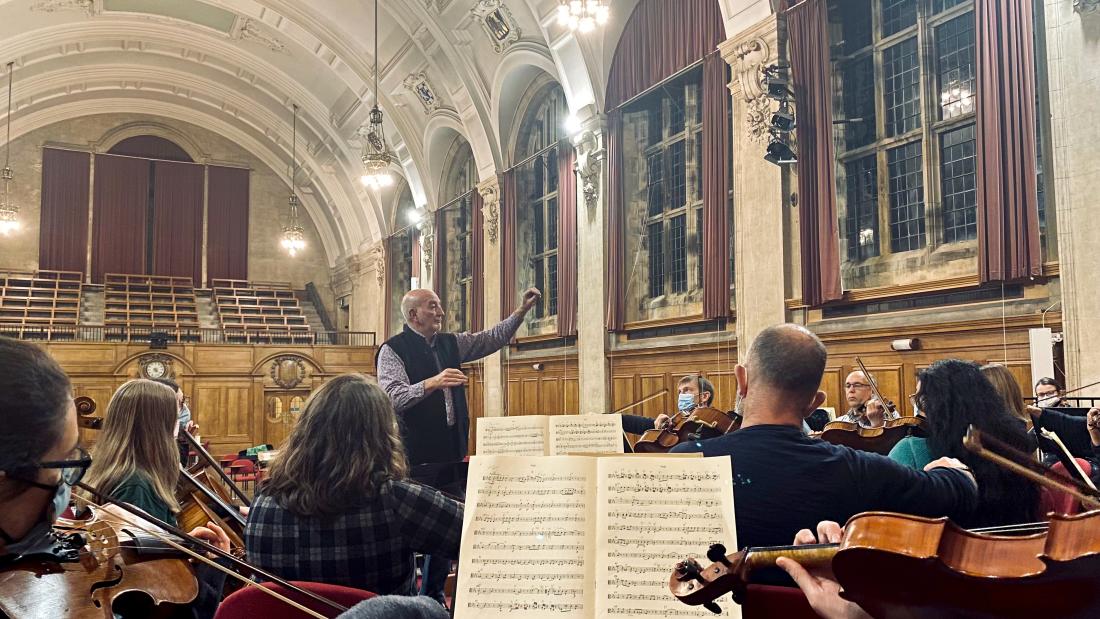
[263,390,309,447]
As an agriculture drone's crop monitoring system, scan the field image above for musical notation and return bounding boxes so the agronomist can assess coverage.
[550,415,625,456]
[595,457,739,618]
[477,416,549,456]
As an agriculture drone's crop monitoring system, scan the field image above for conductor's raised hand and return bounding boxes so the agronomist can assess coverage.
[518,288,542,314]
[426,368,468,393]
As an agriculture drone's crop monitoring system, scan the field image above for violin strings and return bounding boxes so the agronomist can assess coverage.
[71,500,332,619]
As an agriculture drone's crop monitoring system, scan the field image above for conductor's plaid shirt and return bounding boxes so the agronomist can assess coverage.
[245,479,463,595]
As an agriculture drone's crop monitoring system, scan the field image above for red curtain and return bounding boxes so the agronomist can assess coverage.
[789,0,843,306]
[152,161,204,283]
[39,148,90,274]
[702,53,731,318]
[207,165,250,283]
[92,154,150,282]
[605,0,726,109]
[557,143,578,336]
[500,169,516,321]
[470,188,484,332]
[605,112,625,331]
[975,0,1041,282]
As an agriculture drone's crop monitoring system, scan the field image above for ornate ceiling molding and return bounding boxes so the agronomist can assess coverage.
[29,0,96,15]
[470,0,521,54]
[232,18,289,54]
[402,70,441,114]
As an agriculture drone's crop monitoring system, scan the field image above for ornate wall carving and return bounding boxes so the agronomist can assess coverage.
[572,122,606,214]
[477,178,500,245]
[470,0,521,53]
[29,0,95,14]
[402,71,441,115]
[233,18,289,54]
[726,36,776,144]
[269,355,309,389]
[1075,0,1100,13]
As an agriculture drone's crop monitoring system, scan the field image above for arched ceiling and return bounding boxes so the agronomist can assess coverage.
[0,0,765,265]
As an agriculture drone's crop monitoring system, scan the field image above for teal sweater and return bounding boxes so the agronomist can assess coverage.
[112,473,177,526]
[888,436,934,471]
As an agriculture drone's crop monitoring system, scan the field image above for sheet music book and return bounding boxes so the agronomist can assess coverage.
[453,454,740,619]
[476,414,626,456]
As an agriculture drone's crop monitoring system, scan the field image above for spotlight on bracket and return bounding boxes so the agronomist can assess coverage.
[765,140,797,166]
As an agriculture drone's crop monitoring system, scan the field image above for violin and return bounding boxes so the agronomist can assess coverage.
[633,407,743,454]
[177,466,247,555]
[0,502,200,618]
[817,416,926,455]
[670,511,1100,618]
[74,395,102,430]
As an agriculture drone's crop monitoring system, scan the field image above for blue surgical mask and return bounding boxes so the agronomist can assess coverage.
[0,480,72,558]
[677,393,697,413]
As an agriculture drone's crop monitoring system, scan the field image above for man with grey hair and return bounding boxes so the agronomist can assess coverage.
[377,287,540,465]
[672,324,977,550]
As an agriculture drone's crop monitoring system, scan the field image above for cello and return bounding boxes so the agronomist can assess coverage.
[633,407,743,453]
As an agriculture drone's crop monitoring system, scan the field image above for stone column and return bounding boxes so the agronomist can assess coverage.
[573,112,611,413]
[362,242,386,335]
[478,176,505,417]
[1045,0,1100,386]
[721,18,788,361]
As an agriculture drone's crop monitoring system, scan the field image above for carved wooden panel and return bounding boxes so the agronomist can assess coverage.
[639,374,667,417]
[820,367,844,414]
[540,377,563,415]
[193,383,253,450]
[521,379,539,415]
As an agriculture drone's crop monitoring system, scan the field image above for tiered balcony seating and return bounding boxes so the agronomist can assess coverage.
[0,270,82,337]
[103,274,199,331]
[211,279,311,343]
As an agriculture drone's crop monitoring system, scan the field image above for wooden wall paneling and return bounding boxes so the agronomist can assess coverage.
[639,374,667,418]
[611,375,638,413]
[506,379,523,415]
[193,382,253,451]
[540,377,563,415]
[862,364,903,413]
[564,377,579,414]
[1000,362,1035,398]
[521,379,539,415]
[465,364,484,455]
[72,380,120,444]
[704,370,739,411]
[820,367,843,414]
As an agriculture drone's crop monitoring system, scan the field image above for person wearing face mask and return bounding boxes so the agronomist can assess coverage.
[669,325,978,550]
[620,374,717,436]
[152,377,197,467]
[0,337,84,560]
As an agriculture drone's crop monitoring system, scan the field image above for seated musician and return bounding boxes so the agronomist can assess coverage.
[670,324,977,549]
[777,521,872,619]
[832,370,899,429]
[887,361,1038,528]
[1035,376,1067,408]
[620,374,716,435]
[245,373,463,598]
[152,377,197,466]
[0,337,83,560]
[82,379,231,619]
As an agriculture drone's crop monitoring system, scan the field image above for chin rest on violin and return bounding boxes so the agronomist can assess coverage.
[817,416,926,456]
[0,502,199,619]
[633,407,742,454]
[672,510,1100,619]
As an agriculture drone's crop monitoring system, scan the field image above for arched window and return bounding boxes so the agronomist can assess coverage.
[606,0,730,328]
[387,183,418,337]
[438,139,477,332]
[514,82,567,333]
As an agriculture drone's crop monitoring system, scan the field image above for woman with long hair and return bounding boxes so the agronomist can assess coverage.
[979,364,1030,426]
[889,359,1039,528]
[246,373,463,596]
[84,379,185,523]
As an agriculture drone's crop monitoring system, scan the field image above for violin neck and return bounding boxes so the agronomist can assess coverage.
[744,543,838,573]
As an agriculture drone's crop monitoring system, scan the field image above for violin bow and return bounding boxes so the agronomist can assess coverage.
[962,426,1100,511]
[854,357,891,417]
[181,430,252,507]
[75,481,349,616]
[609,389,670,452]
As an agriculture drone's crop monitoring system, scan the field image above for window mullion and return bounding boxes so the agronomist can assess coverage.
[919,2,942,251]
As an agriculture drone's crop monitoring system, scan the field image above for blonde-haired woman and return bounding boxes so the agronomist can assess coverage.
[245,373,463,597]
[979,364,1030,427]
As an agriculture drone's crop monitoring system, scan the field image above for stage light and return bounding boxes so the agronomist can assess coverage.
[764,140,796,166]
[771,109,795,132]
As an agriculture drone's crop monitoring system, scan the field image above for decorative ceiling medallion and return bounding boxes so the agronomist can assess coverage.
[470,0,521,54]
[402,71,440,115]
[233,18,289,54]
[30,0,95,14]
[270,355,308,389]
[138,354,175,380]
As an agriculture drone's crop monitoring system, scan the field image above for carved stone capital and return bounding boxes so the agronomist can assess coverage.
[1076,0,1100,13]
[419,219,435,278]
[572,118,607,214]
[477,177,501,245]
[720,19,781,145]
[366,242,385,289]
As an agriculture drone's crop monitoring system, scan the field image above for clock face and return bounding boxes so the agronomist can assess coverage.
[144,360,167,379]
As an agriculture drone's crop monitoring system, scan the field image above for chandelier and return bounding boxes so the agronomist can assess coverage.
[360,0,395,189]
[0,62,18,235]
[557,0,610,33]
[281,104,306,257]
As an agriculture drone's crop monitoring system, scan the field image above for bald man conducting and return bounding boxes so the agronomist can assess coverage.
[377,287,540,466]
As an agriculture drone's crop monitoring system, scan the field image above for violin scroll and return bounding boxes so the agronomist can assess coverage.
[74,396,102,430]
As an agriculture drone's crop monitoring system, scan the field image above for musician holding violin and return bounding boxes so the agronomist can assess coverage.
[834,370,899,429]
[620,374,716,436]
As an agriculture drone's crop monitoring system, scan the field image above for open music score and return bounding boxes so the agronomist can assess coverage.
[454,455,739,619]
[476,414,626,456]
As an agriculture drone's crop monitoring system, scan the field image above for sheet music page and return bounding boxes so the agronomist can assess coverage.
[454,455,596,619]
[549,414,625,456]
[595,456,740,618]
[475,415,549,455]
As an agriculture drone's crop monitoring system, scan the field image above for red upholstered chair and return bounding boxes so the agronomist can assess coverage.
[742,584,819,619]
[212,581,375,619]
[1039,459,1094,516]
[228,458,259,494]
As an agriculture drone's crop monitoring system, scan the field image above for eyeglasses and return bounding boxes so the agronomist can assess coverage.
[845,383,872,390]
[39,446,92,486]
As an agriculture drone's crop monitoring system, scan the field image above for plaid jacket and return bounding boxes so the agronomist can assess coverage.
[245,479,463,595]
